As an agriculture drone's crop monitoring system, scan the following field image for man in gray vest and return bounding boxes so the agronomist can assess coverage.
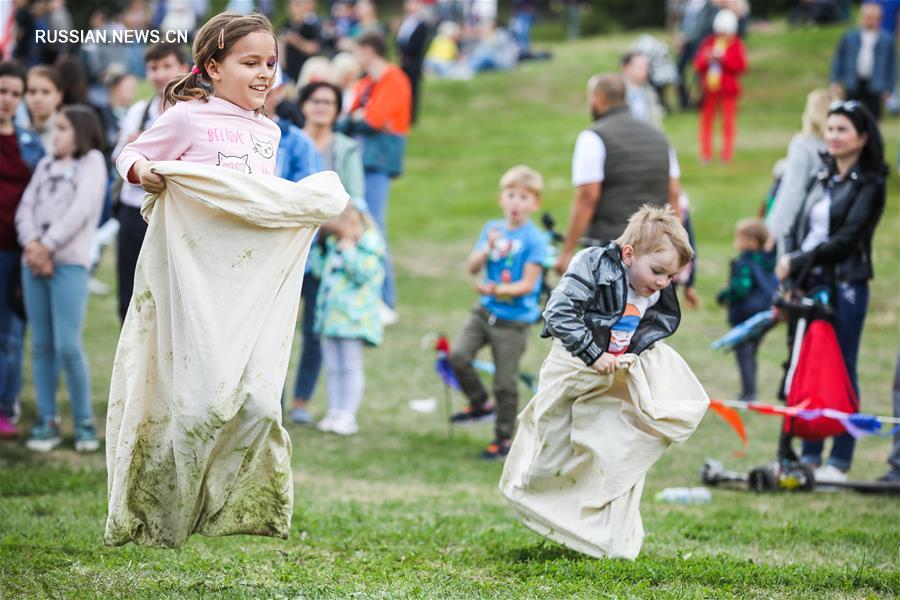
[555,73,682,274]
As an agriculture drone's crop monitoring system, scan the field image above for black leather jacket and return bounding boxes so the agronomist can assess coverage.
[541,242,681,366]
[784,163,887,285]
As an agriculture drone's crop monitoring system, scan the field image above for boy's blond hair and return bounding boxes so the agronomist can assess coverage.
[500,165,543,197]
[615,205,694,268]
[735,217,769,248]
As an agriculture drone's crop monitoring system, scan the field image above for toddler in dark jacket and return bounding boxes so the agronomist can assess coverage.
[717,218,777,402]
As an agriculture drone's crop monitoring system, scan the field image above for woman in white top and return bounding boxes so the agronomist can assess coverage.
[775,100,887,483]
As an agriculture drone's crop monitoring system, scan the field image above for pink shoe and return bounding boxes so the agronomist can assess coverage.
[0,415,18,438]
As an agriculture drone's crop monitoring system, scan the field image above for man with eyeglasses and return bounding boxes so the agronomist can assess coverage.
[829,1,896,120]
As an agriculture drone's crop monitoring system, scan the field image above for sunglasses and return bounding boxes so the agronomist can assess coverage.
[829,100,862,112]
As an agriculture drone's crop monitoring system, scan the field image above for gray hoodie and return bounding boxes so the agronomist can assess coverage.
[16,149,107,269]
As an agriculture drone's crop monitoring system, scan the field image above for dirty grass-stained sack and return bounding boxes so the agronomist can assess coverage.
[105,161,348,548]
[500,339,709,559]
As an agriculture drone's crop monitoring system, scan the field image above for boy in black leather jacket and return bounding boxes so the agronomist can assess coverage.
[542,205,693,372]
[499,205,705,559]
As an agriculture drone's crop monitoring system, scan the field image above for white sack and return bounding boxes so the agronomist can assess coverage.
[105,161,348,548]
[500,339,709,559]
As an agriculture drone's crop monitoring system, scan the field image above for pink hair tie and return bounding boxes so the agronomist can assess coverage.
[191,66,201,75]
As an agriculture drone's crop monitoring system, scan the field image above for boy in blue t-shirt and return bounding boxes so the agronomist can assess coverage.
[448,165,548,460]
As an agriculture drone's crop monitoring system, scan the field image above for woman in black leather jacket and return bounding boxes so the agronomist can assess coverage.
[775,100,887,481]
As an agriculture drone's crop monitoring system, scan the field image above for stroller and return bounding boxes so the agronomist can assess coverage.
[705,280,863,493]
[749,284,858,491]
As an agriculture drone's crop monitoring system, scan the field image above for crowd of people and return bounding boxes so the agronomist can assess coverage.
[0,2,896,491]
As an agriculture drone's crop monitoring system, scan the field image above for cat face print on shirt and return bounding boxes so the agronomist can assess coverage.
[249,132,275,159]
[205,124,277,175]
[217,153,252,174]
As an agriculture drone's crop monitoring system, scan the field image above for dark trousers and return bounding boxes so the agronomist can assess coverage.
[291,274,322,401]
[448,306,529,440]
[676,40,698,109]
[734,337,760,401]
[116,205,148,323]
[801,281,869,471]
[403,65,422,125]
[847,79,882,121]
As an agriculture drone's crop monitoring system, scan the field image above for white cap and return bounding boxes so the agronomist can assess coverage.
[713,9,738,36]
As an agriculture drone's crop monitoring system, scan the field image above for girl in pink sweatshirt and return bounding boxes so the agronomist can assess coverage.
[116,12,281,197]
[106,12,303,547]
[17,105,107,453]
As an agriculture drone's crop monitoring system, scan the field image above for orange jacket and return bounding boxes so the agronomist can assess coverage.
[351,64,412,135]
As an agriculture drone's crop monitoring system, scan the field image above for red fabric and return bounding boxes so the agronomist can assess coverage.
[693,35,747,96]
[699,93,738,161]
[0,133,31,251]
[783,320,858,440]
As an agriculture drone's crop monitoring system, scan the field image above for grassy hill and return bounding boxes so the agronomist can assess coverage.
[1,22,898,598]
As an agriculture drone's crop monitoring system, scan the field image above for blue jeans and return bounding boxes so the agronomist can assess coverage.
[801,281,869,471]
[0,251,24,418]
[364,170,396,308]
[22,265,93,427]
[292,273,322,401]
[510,11,535,53]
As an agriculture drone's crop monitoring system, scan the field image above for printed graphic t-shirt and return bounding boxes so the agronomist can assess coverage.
[476,219,547,323]
[607,287,660,355]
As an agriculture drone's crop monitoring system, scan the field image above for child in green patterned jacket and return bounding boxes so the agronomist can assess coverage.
[310,203,385,435]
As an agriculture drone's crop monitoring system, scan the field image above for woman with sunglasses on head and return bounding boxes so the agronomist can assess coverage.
[775,100,888,483]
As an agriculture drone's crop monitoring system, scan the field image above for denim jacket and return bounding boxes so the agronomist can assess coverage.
[14,122,45,170]
[830,29,897,95]
[542,242,681,366]
[275,119,322,183]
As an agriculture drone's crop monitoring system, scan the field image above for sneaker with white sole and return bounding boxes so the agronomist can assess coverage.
[450,404,496,426]
[379,303,399,327]
[330,411,359,436]
[26,422,61,452]
[74,424,100,452]
[88,278,111,295]
[814,464,848,484]
[291,406,313,425]
[317,410,339,433]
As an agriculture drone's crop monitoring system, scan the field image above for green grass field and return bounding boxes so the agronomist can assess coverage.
[2,22,899,598]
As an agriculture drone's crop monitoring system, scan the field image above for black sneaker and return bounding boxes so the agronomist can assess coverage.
[450,404,495,426]
[479,438,511,461]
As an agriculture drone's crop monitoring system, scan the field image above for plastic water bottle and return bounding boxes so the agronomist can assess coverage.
[654,487,712,504]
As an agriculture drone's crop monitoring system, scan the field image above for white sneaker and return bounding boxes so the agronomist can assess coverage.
[379,303,399,327]
[75,438,101,452]
[316,410,339,433]
[330,411,359,436]
[26,435,61,453]
[814,464,848,484]
[88,278,111,295]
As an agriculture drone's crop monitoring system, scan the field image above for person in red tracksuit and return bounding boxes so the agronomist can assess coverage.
[694,9,747,163]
